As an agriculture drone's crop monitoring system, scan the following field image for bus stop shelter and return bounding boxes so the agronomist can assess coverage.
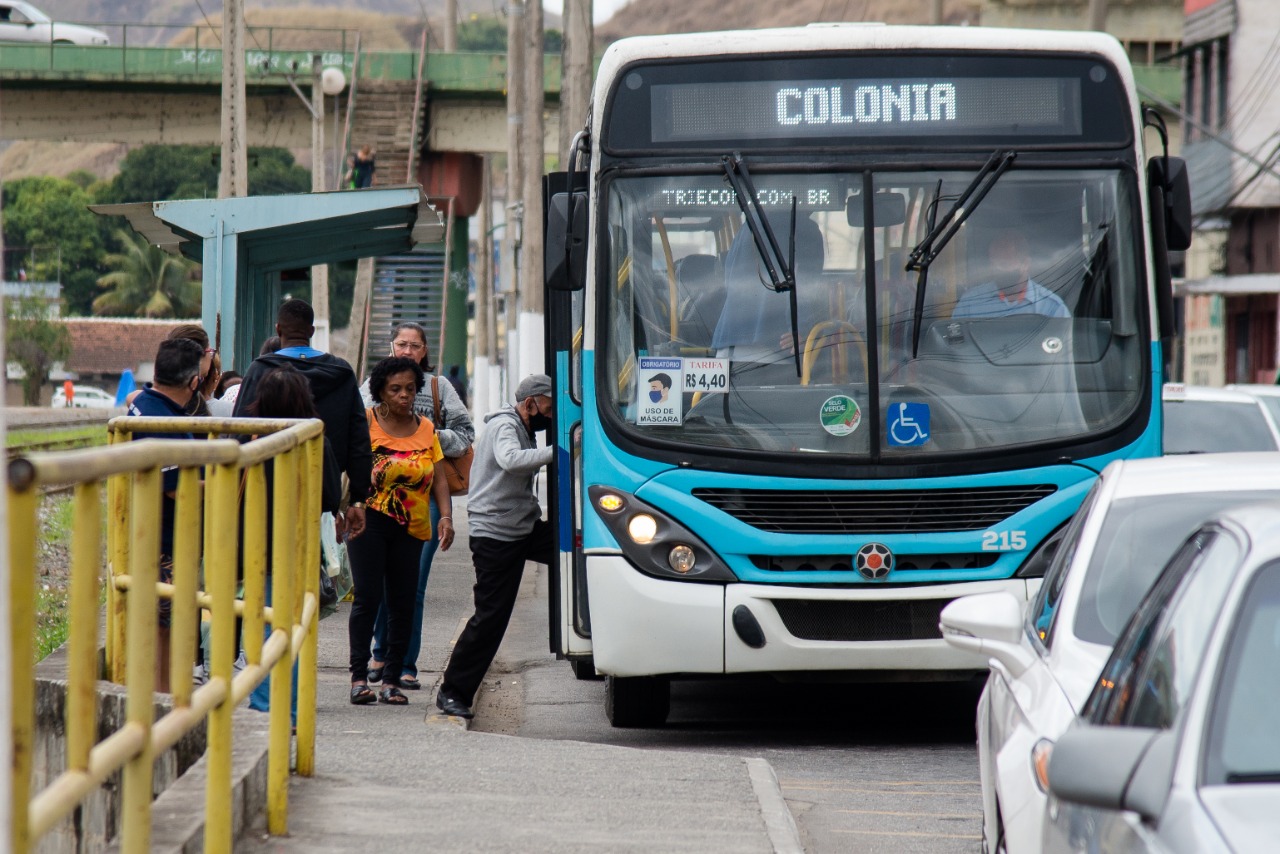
[93,186,445,371]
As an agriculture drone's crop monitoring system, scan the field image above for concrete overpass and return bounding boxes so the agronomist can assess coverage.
[0,44,562,156]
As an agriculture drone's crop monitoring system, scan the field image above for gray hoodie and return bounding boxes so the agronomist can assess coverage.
[466,406,555,540]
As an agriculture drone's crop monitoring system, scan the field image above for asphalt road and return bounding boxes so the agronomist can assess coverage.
[468,562,986,854]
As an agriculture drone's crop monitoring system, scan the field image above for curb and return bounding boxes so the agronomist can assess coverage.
[128,708,270,854]
[746,757,805,854]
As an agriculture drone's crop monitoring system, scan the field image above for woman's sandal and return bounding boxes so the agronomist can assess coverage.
[350,683,376,705]
[379,686,409,705]
[399,675,421,690]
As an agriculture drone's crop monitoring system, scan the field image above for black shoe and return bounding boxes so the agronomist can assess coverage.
[435,692,474,719]
[367,664,384,684]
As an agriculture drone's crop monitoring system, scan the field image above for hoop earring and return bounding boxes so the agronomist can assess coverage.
[376,402,390,419]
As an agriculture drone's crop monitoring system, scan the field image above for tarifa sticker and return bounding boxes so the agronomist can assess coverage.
[820,395,861,436]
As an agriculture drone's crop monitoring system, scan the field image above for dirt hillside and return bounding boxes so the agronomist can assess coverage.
[597,0,983,42]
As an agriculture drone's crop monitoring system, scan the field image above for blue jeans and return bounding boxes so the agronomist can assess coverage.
[371,499,440,679]
[249,577,298,725]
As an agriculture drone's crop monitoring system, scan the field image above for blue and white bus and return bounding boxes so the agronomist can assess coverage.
[543,25,1191,726]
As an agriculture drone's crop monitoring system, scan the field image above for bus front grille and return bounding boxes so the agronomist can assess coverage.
[771,599,952,642]
[748,553,999,572]
[692,485,1056,534]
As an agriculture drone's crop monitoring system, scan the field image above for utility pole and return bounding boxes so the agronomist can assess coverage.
[474,158,493,417]
[310,56,331,352]
[503,0,525,392]
[560,0,592,160]
[444,0,458,52]
[1088,0,1108,31]
[930,0,944,25]
[0,77,13,854]
[518,0,545,378]
[219,0,248,198]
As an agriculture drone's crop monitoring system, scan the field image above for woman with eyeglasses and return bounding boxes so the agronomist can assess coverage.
[358,322,475,690]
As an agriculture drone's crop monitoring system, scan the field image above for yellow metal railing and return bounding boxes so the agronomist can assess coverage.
[8,416,325,854]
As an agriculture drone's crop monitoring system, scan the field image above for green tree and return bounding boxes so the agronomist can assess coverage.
[5,296,71,406]
[93,229,200,318]
[2,176,108,316]
[102,144,311,204]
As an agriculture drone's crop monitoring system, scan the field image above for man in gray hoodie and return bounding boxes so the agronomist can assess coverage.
[436,374,555,719]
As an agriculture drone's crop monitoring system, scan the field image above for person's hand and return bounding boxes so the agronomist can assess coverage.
[345,505,366,540]
[437,516,454,552]
[334,511,349,543]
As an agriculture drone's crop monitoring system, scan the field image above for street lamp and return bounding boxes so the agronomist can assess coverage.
[321,67,347,190]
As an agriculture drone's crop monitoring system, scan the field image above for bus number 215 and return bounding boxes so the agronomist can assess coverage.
[982,530,1026,551]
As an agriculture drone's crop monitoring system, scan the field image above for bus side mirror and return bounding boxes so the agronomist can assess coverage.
[546,191,588,292]
[846,191,907,228]
[1148,157,1192,252]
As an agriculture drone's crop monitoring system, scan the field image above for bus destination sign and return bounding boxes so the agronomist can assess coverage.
[647,76,1083,143]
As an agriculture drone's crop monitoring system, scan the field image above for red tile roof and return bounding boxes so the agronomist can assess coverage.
[64,318,196,375]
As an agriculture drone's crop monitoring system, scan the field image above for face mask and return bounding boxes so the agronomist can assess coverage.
[649,390,662,403]
[528,413,552,434]
[993,270,1023,291]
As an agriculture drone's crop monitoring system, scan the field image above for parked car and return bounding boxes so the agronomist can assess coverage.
[50,384,119,409]
[1044,501,1280,853]
[939,453,1280,854]
[1226,382,1280,426]
[1162,383,1280,453]
[0,2,109,45]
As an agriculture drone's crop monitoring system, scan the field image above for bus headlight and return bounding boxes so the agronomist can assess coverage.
[588,485,735,582]
[628,514,658,544]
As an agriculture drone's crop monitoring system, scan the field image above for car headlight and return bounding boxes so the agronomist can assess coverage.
[588,485,735,581]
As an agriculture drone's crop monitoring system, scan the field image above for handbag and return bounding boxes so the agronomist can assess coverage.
[432,376,474,495]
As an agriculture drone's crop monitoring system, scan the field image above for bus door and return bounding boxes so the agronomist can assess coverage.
[544,170,592,664]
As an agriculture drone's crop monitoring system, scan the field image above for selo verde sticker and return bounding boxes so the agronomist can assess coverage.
[819,395,861,437]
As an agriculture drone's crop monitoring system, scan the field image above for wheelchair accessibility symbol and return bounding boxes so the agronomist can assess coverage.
[888,402,930,447]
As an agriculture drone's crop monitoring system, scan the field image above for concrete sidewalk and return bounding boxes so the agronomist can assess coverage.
[235,502,798,853]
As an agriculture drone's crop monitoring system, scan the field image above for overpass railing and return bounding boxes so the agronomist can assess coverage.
[7,416,325,854]
[0,42,563,92]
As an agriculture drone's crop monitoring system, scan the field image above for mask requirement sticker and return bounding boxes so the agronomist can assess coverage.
[637,356,683,425]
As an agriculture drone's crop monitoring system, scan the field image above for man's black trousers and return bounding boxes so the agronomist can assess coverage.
[440,520,554,705]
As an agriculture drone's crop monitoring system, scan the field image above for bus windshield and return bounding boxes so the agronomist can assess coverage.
[600,167,1145,461]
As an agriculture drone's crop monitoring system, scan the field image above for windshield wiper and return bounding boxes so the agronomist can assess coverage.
[1226,772,1280,784]
[722,152,801,377]
[905,149,1017,356]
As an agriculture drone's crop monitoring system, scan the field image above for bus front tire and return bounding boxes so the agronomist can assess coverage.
[605,675,670,728]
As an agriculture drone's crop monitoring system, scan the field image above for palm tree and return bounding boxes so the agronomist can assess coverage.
[93,230,200,317]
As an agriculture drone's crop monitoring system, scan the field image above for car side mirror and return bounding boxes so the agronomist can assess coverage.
[545,190,588,292]
[846,191,907,228]
[1048,725,1173,822]
[939,592,1034,677]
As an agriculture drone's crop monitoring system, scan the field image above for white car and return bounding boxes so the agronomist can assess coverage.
[50,384,118,409]
[1225,382,1280,428]
[1162,383,1280,453]
[0,2,109,45]
[1045,501,1280,853]
[940,453,1280,854]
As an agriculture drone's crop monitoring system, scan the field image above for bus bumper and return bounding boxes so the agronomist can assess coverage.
[587,555,1031,677]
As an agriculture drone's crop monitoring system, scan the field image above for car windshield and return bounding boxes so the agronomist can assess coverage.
[1074,490,1280,646]
[1163,400,1278,453]
[1203,561,1280,785]
[601,168,1144,461]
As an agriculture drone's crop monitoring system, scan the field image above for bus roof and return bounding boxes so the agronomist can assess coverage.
[595,24,1130,87]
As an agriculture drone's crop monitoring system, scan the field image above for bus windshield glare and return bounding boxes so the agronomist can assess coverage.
[601,168,1145,460]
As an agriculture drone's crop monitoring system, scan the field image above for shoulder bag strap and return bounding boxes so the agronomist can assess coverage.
[431,376,443,424]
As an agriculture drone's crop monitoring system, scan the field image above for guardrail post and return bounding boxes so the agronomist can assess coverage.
[170,468,203,709]
[267,450,298,834]
[296,435,322,775]
[107,433,131,683]
[242,464,268,676]
[66,482,103,780]
[203,461,239,854]
[9,485,38,854]
[122,466,161,854]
